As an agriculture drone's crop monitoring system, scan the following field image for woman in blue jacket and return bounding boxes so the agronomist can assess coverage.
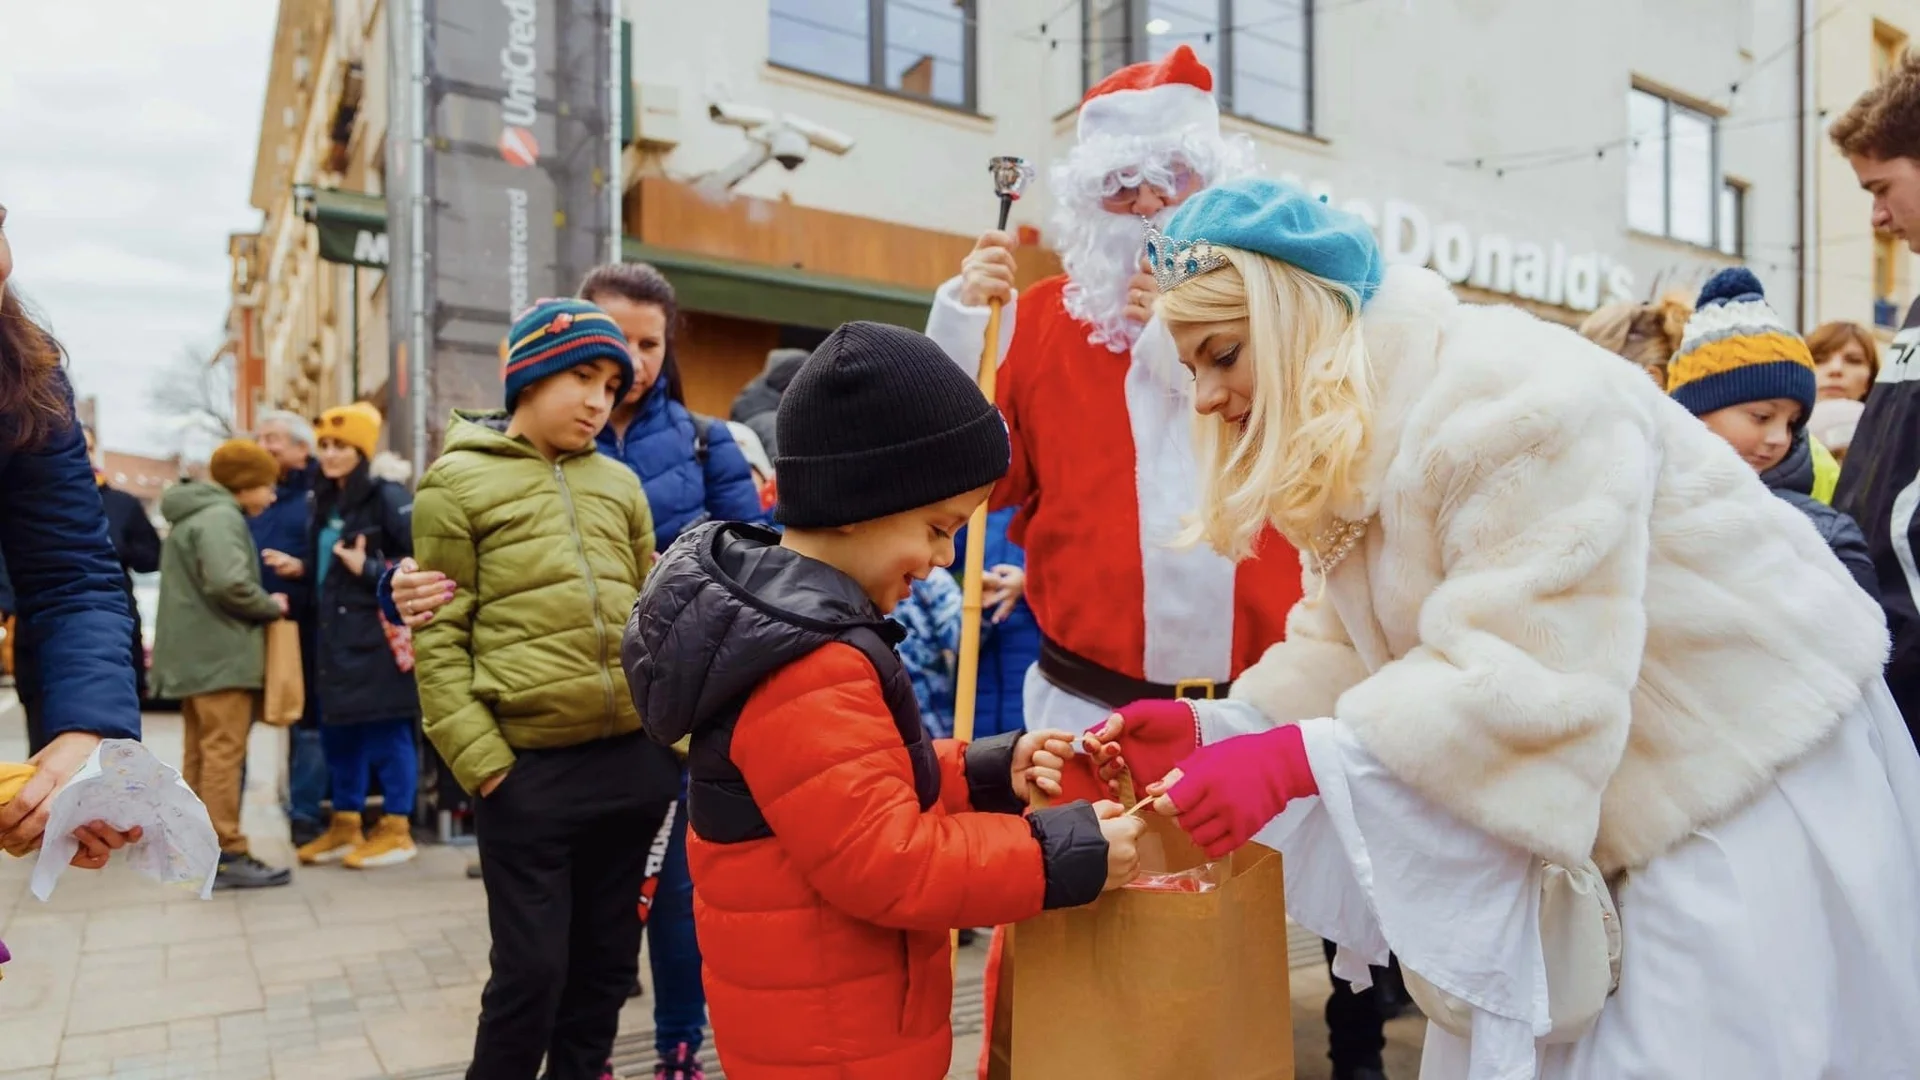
[0,200,143,869]
[581,263,765,551]
[582,262,758,1078]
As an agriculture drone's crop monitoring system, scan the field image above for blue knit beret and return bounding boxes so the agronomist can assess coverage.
[1163,177,1384,306]
[503,297,635,410]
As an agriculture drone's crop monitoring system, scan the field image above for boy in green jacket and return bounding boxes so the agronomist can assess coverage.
[412,297,680,1080]
[150,438,294,891]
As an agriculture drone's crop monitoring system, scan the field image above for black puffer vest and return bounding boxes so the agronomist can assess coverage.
[622,523,941,843]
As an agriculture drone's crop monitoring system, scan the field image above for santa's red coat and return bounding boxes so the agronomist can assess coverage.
[935,274,1303,687]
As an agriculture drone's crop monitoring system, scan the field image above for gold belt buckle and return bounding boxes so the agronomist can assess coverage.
[1173,678,1216,700]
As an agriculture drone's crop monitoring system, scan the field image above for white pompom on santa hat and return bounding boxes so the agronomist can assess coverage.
[1077,44,1221,143]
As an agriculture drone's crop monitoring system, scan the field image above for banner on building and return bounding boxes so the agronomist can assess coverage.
[386,0,619,471]
[312,188,390,268]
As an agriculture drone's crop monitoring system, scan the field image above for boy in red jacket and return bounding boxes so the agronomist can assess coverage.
[622,321,1144,1080]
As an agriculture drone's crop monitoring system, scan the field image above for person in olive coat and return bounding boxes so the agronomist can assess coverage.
[264,404,419,870]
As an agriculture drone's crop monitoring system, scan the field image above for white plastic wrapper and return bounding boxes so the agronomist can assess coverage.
[30,739,220,901]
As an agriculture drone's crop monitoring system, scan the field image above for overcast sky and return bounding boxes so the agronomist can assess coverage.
[0,1,276,457]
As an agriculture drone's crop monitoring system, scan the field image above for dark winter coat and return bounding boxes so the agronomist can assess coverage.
[0,371,139,741]
[250,459,318,620]
[309,461,417,726]
[621,522,1106,1080]
[1762,431,1881,601]
[728,348,806,460]
[955,508,1040,740]
[150,482,282,699]
[596,381,764,552]
[1835,296,1920,736]
[9,478,159,704]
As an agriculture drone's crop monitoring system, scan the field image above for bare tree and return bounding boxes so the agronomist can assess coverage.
[151,342,236,446]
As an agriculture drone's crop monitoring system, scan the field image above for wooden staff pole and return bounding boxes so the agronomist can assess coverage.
[953,157,1030,974]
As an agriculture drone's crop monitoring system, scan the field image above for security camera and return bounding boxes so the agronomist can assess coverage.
[781,115,855,157]
[698,104,857,192]
[708,101,777,130]
[767,127,810,170]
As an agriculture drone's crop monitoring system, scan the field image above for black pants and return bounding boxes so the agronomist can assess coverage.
[1324,938,1395,1075]
[469,731,674,1080]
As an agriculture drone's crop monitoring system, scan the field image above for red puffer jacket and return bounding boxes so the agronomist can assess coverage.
[623,523,1110,1080]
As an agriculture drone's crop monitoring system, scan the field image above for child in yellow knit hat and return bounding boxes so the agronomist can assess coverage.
[1670,268,1880,599]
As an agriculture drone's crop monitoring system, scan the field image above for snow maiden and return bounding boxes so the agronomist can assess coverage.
[1087,177,1920,1078]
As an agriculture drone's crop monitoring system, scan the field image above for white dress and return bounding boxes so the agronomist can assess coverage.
[1208,678,1920,1080]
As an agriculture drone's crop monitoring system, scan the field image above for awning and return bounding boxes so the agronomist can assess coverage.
[310,188,388,268]
[291,188,929,327]
[621,239,933,331]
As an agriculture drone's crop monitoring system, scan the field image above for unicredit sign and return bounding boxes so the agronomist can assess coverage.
[1279,173,1636,313]
[499,0,540,166]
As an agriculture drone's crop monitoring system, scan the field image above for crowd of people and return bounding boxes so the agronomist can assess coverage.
[4,35,1920,1080]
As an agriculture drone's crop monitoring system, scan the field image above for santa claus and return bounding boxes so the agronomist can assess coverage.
[925,45,1303,735]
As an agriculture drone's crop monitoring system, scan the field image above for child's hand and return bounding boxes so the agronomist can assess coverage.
[981,565,1026,623]
[1094,800,1146,891]
[1009,728,1075,803]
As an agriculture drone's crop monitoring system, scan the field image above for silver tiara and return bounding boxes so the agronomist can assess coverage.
[1143,220,1230,293]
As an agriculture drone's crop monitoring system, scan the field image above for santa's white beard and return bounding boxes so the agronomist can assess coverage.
[1057,207,1170,354]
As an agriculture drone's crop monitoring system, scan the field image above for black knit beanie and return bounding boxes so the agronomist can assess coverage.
[775,322,1010,528]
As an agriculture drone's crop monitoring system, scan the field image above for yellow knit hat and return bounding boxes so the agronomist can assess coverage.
[316,402,383,462]
[209,439,280,493]
[0,763,35,807]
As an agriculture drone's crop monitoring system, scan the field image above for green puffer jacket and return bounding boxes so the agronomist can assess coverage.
[412,411,656,793]
[149,482,284,700]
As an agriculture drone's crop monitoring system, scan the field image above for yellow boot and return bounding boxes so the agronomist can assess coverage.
[296,811,363,865]
[344,814,418,869]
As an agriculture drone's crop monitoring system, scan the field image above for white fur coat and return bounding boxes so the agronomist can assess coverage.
[1231,266,1890,875]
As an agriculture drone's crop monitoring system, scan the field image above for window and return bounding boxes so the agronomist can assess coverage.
[769,0,976,111]
[1718,178,1746,258]
[1626,86,1721,249]
[1082,0,1312,135]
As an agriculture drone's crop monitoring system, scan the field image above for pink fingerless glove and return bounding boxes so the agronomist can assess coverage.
[1090,699,1202,789]
[1165,725,1317,859]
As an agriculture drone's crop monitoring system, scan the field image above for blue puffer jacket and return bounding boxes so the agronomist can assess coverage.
[248,459,318,620]
[595,382,765,551]
[954,508,1040,740]
[0,373,139,741]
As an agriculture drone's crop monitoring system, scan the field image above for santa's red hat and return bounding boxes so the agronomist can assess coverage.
[1077,45,1220,144]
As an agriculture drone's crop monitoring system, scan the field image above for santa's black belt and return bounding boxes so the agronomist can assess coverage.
[1036,635,1231,711]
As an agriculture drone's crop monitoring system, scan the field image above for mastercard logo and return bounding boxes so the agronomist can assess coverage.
[499,126,539,168]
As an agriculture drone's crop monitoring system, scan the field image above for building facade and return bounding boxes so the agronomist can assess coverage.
[1812,0,1920,336]
[230,0,390,428]
[627,0,1809,342]
[235,1,1906,428]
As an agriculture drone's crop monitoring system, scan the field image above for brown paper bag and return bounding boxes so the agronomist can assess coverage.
[262,620,304,727]
[987,813,1294,1079]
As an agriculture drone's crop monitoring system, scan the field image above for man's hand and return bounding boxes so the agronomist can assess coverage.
[1123,257,1159,325]
[1009,728,1075,803]
[0,731,109,856]
[272,593,290,617]
[958,230,1018,308]
[333,534,370,578]
[260,548,305,579]
[478,769,510,798]
[390,558,455,628]
[982,564,1026,624]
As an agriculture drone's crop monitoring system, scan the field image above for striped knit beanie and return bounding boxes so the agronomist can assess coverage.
[503,298,634,410]
[1667,268,1816,424]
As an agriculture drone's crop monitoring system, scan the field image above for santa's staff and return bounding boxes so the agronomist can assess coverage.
[951,156,1033,748]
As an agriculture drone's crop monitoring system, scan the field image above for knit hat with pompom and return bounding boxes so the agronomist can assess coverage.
[1668,268,1816,424]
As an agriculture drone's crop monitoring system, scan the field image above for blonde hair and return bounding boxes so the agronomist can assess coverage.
[1578,294,1691,385]
[1156,249,1375,560]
